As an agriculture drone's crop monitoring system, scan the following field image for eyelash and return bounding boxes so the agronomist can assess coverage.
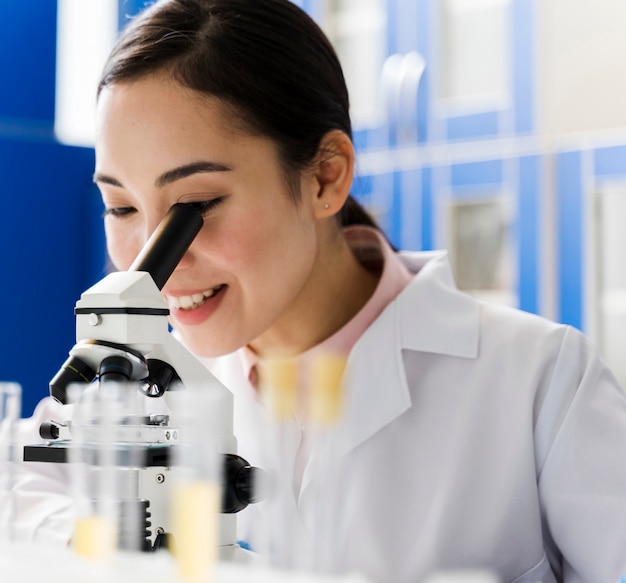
[102,198,225,220]
[187,198,224,215]
[102,207,135,219]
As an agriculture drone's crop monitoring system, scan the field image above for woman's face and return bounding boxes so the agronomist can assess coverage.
[95,74,322,357]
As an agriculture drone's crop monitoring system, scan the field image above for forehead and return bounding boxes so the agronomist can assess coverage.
[96,75,262,168]
[93,73,288,187]
[96,74,246,139]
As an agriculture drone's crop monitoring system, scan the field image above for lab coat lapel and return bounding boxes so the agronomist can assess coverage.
[396,251,480,358]
[299,251,480,499]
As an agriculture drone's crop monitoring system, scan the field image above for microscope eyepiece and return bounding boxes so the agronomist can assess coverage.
[129,203,203,290]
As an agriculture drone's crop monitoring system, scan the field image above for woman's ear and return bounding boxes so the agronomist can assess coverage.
[310,130,354,218]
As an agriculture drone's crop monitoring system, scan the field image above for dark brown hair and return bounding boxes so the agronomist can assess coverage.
[99,0,380,230]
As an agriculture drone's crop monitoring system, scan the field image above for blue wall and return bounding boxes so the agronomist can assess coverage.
[0,1,105,416]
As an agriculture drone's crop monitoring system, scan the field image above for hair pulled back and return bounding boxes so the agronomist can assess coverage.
[99,0,379,230]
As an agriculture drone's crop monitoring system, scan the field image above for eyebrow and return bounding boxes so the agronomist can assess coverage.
[154,160,233,188]
[93,160,233,189]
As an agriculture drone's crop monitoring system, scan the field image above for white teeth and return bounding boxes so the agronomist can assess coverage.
[169,286,223,311]
[179,296,192,309]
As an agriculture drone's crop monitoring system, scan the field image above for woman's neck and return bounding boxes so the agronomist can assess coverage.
[249,227,380,358]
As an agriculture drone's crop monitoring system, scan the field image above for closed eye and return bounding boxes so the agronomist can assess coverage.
[187,197,225,215]
[102,206,136,219]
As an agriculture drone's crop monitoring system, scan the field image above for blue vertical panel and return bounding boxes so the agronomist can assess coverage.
[352,172,373,212]
[389,170,403,248]
[446,112,500,142]
[512,0,535,134]
[417,0,431,143]
[395,0,419,53]
[383,0,399,151]
[0,0,57,122]
[387,0,399,55]
[352,129,369,154]
[0,2,105,417]
[594,144,626,179]
[0,141,99,416]
[371,172,395,240]
[400,168,422,251]
[518,155,540,314]
[450,159,504,192]
[358,127,389,153]
[421,166,434,250]
[556,150,583,329]
[351,171,380,242]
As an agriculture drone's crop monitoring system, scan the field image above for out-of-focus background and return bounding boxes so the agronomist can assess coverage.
[3,0,626,415]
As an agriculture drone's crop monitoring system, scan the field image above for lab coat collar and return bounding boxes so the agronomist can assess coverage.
[395,250,480,358]
[300,251,480,494]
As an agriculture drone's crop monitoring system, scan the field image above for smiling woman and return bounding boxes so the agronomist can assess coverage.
[94,75,377,358]
[10,1,626,582]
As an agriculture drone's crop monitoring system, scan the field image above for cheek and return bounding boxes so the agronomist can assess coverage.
[193,198,315,288]
[220,208,315,285]
[193,222,262,277]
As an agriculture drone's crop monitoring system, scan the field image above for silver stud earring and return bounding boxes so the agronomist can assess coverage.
[324,203,330,209]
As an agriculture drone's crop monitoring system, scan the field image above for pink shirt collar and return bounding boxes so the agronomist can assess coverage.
[241,226,412,379]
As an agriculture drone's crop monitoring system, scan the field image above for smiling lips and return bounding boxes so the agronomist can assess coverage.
[168,284,226,311]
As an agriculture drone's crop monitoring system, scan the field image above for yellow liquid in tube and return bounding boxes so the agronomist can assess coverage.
[261,358,298,420]
[73,514,116,561]
[171,480,220,582]
[310,354,346,425]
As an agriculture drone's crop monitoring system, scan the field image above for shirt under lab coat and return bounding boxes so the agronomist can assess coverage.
[11,250,626,582]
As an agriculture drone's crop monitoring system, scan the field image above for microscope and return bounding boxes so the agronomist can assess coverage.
[23,203,261,556]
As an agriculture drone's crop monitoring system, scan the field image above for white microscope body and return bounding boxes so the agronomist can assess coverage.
[24,204,259,556]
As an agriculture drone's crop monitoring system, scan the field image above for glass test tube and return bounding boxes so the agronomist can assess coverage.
[170,385,221,582]
[306,353,347,576]
[258,357,303,572]
[69,381,144,561]
[70,383,116,561]
[0,382,21,545]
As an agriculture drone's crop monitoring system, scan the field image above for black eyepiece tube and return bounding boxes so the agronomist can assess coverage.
[129,203,203,290]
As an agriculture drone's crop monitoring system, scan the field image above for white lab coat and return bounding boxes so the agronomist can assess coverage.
[10,251,626,582]
[203,251,626,583]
